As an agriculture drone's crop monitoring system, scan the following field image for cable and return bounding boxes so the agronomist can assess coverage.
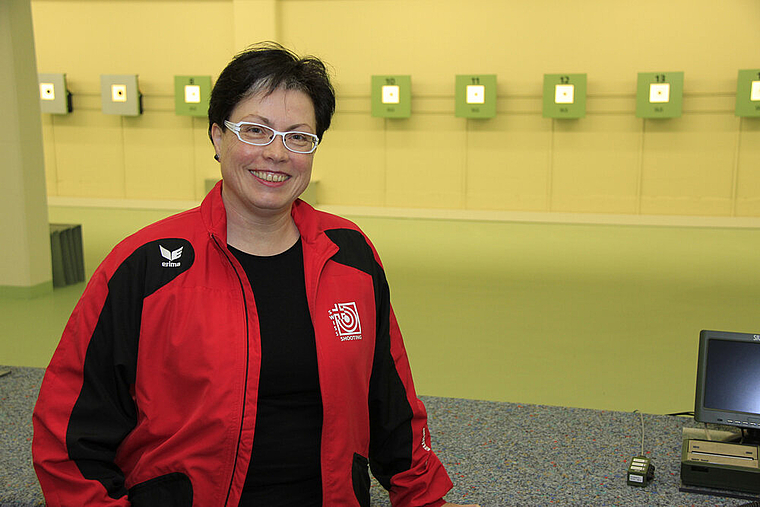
[627,410,655,487]
[633,410,645,456]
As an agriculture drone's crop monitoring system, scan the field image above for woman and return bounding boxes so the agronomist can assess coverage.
[33,42,479,507]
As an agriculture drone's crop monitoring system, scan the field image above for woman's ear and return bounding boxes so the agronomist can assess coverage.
[211,123,224,161]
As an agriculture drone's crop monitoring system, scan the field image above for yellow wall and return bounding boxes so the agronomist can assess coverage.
[31,0,760,216]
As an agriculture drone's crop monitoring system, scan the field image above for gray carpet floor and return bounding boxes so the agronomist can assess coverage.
[1,366,754,506]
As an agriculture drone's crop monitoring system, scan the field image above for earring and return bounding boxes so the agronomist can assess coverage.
[214,154,220,162]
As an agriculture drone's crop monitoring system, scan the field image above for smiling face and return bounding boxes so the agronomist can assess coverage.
[211,86,317,224]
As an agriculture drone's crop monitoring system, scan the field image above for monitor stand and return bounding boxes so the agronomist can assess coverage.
[736,428,760,445]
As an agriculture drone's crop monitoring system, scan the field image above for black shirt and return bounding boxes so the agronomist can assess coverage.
[230,239,323,506]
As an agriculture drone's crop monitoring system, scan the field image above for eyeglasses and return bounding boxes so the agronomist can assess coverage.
[224,120,320,154]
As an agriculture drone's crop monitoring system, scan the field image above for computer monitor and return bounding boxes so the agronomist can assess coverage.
[694,329,760,443]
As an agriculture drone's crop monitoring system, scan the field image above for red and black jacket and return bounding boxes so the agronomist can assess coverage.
[32,182,453,507]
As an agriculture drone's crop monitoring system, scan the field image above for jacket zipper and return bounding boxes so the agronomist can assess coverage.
[212,233,250,507]
[307,246,338,505]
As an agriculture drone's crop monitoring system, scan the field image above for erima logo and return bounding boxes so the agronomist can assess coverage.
[160,245,183,267]
[328,302,362,341]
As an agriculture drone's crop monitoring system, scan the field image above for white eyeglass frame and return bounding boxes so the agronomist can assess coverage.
[223,120,320,154]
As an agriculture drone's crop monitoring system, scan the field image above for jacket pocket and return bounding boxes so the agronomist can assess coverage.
[352,453,370,507]
[128,472,193,507]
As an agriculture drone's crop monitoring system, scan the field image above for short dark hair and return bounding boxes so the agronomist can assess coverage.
[208,42,335,145]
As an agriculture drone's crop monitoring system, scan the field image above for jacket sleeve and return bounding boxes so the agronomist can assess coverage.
[32,244,150,506]
[367,256,453,507]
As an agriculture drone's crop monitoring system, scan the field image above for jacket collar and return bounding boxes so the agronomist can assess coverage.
[200,180,337,256]
[200,180,228,243]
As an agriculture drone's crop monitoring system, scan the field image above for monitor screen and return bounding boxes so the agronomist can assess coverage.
[695,330,760,430]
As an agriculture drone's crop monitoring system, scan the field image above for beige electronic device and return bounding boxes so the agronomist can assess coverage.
[681,439,760,494]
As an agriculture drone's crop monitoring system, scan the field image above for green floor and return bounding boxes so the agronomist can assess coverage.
[1,205,177,369]
[1,281,84,368]
[3,205,760,415]
[360,217,760,415]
